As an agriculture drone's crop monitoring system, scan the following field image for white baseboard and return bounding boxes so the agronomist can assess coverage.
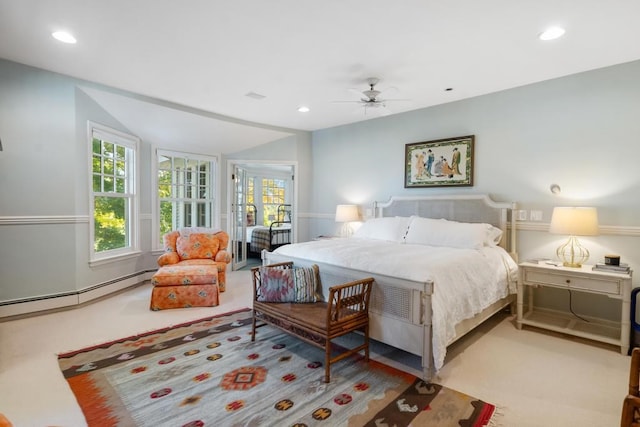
[0,271,154,319]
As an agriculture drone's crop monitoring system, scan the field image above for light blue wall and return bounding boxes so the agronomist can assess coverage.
[0,59,156,301]
[0,59,311,304]
[2,56,640,321]
[310,60,640,225]
[309,60,640,320]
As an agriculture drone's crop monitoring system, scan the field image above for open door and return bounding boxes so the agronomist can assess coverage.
[228,160,297,271]
[230,165,248,270]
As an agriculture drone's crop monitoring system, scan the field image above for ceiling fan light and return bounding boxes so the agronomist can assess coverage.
[363,89,380,100]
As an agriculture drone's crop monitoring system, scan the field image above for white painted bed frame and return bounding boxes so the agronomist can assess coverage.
[263,194,518,380]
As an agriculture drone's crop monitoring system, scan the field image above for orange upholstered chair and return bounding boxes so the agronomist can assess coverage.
[150,228,231,310]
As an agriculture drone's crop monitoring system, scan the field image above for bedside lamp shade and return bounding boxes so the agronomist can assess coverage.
[549,207,599,268]
[335,204,359,223]
[335,204,359,237]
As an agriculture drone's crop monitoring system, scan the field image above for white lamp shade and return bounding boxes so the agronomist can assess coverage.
[335,204,359,222]
[549,207,599,236]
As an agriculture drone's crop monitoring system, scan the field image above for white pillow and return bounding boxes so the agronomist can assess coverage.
[405,216,498,250]
[352,217,411,242]
[485,224,503,247]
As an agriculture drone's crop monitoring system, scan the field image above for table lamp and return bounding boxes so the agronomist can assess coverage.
[549,207,599,268]
[335,204,359,237]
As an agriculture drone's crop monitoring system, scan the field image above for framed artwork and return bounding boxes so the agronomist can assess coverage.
[404,135,474,188]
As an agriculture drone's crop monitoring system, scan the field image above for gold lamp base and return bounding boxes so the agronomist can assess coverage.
[557,236,589,268]
[562,261,583,268]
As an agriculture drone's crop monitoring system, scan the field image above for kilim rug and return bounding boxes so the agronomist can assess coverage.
[58,308,498,427]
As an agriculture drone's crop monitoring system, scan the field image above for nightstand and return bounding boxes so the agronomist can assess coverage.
[517,261,632,354]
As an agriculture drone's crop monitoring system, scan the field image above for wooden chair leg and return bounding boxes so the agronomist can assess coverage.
[325,338,331,383]
[364,325,370,362]
[251,312,257,342]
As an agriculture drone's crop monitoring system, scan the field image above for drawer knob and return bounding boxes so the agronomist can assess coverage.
[565,279,571,284]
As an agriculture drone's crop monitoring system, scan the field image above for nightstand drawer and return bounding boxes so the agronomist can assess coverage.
[523,270,621,295]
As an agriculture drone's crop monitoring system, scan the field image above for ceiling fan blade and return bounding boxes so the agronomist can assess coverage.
[378,85,399,95]
[331,100,365,104]
[378,105,393,116]
[378,98,411,102]
[362,103,392,116]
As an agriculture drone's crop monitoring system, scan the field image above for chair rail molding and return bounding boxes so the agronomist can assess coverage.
[517,221,640,236]
[0,215,89,225]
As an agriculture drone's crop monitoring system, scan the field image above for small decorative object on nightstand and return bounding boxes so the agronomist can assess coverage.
[517,261,632,354]
[593,260,630,274]
[605,254,621,266]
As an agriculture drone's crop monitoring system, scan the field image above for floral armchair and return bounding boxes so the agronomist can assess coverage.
[150,228,231,311]
[156,228,231,289]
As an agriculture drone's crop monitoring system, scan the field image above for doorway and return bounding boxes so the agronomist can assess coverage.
[227,160,297,271]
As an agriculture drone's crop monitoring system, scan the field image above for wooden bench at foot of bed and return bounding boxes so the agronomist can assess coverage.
[251,262,374,383]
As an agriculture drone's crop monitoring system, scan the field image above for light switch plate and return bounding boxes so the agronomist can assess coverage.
[530,210,543,221]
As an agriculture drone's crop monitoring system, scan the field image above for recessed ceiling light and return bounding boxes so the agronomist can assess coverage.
[52,31,77,44]
[539,26,565,41]
[297,106,310,113]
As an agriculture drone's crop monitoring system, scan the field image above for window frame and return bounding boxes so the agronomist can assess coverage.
[87,121,141,265]
[152,148,220,251]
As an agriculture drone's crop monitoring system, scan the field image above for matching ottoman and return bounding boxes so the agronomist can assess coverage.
[150,263,220,310]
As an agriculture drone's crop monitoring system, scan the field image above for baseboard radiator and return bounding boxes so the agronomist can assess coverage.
[0,270,154,319]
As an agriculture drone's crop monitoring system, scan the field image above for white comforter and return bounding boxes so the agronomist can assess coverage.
[273,237,518,371]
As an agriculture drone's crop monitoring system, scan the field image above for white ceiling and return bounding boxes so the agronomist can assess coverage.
[2,1,640,152]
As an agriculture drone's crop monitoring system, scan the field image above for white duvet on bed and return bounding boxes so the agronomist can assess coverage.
[273,237,518,371]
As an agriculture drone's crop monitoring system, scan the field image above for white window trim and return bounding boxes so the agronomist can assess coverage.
[88,121,140,265]
[151,148,220,251]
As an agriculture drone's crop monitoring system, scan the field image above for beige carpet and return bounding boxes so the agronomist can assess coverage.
[0,269,631,426]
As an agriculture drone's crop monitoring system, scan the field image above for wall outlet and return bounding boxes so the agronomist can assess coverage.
[516,210,528,221]
[530,210,543,221]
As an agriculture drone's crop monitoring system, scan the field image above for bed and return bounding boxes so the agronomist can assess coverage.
[262,194,519,380]
[247,204,292,255]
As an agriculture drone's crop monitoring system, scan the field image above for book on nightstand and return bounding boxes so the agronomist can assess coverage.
[592,263,631,273]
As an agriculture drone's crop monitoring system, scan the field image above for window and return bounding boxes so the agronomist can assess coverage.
[262,178,286,226]
[89,123,139,263]
[243,176,288,226]
[156,151,217,245]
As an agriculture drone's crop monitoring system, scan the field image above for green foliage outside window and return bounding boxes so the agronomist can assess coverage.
[92,137,130,252]
[158,169,173,238]
[94,196,127,251]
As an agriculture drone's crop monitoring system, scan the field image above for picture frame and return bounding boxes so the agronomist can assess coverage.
[404,135,474,188]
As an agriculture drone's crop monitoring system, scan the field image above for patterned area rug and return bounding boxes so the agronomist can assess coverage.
[58,308,497,426]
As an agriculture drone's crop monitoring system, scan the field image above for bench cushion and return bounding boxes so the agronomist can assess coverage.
[255,301,329,330]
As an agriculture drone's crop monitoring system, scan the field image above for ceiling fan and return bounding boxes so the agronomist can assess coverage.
[332,77,409,115]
